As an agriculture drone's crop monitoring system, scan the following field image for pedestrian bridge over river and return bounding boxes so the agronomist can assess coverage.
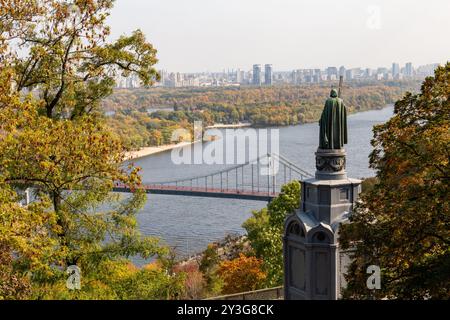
[113,153,313,202]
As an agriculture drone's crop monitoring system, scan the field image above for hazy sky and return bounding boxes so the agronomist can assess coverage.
[108,0,450,72]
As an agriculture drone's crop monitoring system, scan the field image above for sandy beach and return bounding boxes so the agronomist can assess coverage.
[124,141,195,161]
[206,123,252,129]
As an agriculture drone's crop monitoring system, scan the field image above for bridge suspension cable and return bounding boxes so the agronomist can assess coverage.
[113,153,314,201]
[150,153,313,186]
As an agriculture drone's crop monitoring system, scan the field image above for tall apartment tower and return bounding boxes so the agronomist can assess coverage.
[326,67,338,81]
[265,64,273,85]
[405,62,413,77]
[236,68,242,83]
[253,64,262,86]
[339,66,346,79]
[392,63,400,77]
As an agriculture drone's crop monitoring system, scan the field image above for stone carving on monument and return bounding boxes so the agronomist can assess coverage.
[284,84,362,300]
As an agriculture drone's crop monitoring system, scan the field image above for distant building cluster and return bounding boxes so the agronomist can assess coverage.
[114,73,141,89]
[251,64,273,86]
[114,62,440,89]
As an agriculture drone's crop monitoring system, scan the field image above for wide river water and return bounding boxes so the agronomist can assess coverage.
[130,105,394,265]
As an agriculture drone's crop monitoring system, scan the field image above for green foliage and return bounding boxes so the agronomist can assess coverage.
[0,187,55,300]
[199,244,220,274]
[32,259,186,300]
[199,244,223,297]
[106,110,192,149]
[106,264,186,300]
[243,180,301,287]
[243,208,270,258]
[340,63,450,299]
[0,0,177,300]
[361,177,378,193]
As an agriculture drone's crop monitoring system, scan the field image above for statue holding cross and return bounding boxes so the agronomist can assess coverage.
[319,80,348,150]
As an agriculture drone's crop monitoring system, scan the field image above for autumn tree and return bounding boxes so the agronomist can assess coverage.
[0,0,167,298]
[0,21,62,298]
[173,263,205,300]
[0,183,61,299]
[216,254,267,295]
[340,63,450,299]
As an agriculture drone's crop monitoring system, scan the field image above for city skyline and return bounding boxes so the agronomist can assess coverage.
[108,0,450,72]
[153,61,439,74]
[115,61,439,89]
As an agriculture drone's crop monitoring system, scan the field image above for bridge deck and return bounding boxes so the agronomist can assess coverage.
[113,184,277,202]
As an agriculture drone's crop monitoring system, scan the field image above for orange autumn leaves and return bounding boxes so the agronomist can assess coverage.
[216,254,267,295]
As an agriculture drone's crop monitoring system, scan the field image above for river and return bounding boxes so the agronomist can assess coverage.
[130,105,394,266]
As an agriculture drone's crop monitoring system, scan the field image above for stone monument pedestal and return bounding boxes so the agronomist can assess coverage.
[284,148,361,300]
[315,148,347,180]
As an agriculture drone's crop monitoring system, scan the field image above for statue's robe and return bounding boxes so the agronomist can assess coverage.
[319,94,348,149]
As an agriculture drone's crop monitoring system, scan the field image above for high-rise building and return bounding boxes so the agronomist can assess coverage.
[236,68,242,83]
[392,63,400,77]
[253,64,261,86]
[345,69,354,80]
[264,64,273,85]
[291,70,298,84]
[313,74,321,83]
[242,70,248,83]
[157,70,167,86]
[339,66,346,78]
[326,66,338,80]
[405,62,413,77]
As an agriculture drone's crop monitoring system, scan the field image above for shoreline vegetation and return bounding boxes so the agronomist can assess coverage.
[123,105,391,161]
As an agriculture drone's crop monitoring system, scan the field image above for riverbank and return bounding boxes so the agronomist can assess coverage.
[124,141,195,161]
[178,234,250,266]
[206,123,252,129]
